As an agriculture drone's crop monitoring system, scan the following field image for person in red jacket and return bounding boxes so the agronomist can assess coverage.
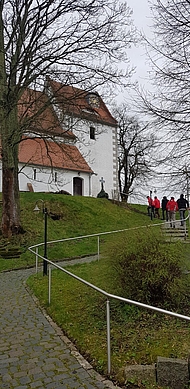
[154,196,160,218]
[147,195,155,218]
[166,197,178,228]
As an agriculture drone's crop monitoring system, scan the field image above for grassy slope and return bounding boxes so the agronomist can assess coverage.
[27,251,190,383]
[0,192,150,271]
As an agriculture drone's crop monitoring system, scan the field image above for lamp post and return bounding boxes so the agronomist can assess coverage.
[150,190,153,220]
[33,199,48,276]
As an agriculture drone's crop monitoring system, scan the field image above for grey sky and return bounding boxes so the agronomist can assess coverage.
[127,0,153,88]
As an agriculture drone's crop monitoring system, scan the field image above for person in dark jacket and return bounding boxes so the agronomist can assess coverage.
[177,194,189,226]
[161,196,168,221]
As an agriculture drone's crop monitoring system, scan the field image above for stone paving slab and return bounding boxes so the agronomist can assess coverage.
[0,262,120,389]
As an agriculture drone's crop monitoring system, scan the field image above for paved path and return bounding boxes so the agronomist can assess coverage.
[0,260,119,389]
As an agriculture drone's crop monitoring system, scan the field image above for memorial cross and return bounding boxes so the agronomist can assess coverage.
[100,177,105,191]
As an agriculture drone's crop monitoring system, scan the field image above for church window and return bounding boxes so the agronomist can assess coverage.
[90,126,95,140]
[33,169,36,180]
[67,115,74,129]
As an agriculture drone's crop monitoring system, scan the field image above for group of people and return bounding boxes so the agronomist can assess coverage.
[147,193,189,227]
[147,195,161,219]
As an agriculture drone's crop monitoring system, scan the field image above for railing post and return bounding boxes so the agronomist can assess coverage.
[35,247,38,273]
[97,236,100,260]
[106,299,111,374]
[48,266,51,305]
[43,207,48,276]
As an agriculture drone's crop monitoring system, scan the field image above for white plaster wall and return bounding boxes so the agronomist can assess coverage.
[73,120,118,198]
[0,118,118,199]
[16,163,91,196]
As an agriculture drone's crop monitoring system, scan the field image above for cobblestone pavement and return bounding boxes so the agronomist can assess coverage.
[0,260,120,389]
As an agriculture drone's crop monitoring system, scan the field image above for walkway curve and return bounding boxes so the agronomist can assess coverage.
[0,258,121,389]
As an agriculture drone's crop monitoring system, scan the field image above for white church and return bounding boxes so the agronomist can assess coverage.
[4,78,119,199]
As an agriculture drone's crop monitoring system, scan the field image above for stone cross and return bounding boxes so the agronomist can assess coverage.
[100,177,105,191]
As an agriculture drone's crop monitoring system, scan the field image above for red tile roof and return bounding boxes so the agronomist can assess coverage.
[18,89,75,139]
[19,137,93,173]
[47,78,117,127]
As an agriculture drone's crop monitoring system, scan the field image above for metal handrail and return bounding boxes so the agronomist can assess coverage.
[29,212,190,251]
[28,214,190,374]
[29,214,189,268]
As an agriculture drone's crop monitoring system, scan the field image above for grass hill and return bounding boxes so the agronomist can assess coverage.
[0,192,150,272]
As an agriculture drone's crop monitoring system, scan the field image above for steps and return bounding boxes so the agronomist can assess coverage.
[0,243,22,259]
[161,220,188,241]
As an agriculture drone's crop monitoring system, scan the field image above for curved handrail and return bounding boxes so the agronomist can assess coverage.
[39,255,190,322]
[28,213,189,251]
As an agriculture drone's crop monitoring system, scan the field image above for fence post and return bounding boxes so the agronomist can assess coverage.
[98,236,100,260]
[48,266,51,305]
[35,247,38,273]
[106,299,111,374]
[43,207,48,276]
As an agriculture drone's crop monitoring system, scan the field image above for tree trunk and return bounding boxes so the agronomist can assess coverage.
[1,111,21,237]
[123,185,129,202]
[2,167,20,237]
[0,3,21,237]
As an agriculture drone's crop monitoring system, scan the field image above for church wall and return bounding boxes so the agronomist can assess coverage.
[0,162,91,196]
[73,120,118,198]
[0,95,118,199]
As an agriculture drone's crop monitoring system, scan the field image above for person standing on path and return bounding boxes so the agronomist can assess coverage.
[147,195,152,216]
[147,195,155,218]
[154,196,160,218]
[166,197,178,228]
[161,196,168,221]
[177,194,189,226]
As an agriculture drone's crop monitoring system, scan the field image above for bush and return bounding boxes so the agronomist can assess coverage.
[107,227,183,308]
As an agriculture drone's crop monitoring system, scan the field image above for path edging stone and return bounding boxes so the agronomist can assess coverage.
[119,357,190,388]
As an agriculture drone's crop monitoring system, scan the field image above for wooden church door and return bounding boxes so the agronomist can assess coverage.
[73,177,83,196]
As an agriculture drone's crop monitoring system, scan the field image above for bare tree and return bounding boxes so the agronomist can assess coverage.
[0,0,136,237]
[137,0,190,188]
[113,104,155,202]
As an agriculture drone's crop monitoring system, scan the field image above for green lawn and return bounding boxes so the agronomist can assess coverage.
[0,192,151,271]
[27,245,190,388]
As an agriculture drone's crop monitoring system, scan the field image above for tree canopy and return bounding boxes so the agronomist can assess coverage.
[0,0,136,237]
[2,0,135,92]
[113,104,155,202]
[138,0,190,194]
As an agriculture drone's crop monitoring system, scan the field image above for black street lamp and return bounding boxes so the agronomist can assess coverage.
[150,190,153,220]
[33,199,48,276]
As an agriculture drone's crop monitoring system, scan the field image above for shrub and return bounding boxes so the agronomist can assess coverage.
[107,227,183,308]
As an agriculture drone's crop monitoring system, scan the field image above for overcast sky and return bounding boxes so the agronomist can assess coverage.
[126,0,153,89]
[124,2,178,201]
